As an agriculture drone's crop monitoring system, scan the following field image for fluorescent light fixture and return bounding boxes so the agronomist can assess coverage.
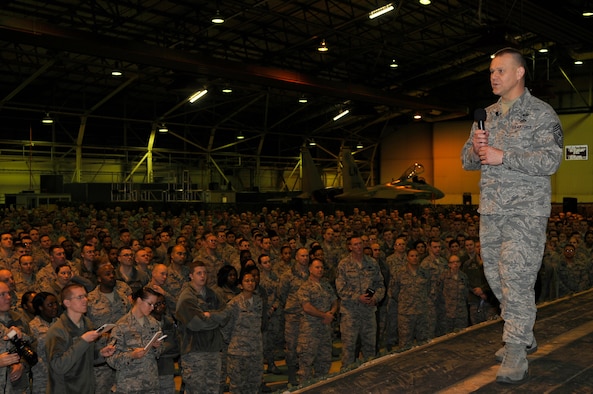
[538,48,548,53]
[211,10,225,24]
[298,95,308,103]
[158,124,168,133]
[390,60,399,68]
[413,113,422,120]
[369,3,395,19]
[583,11,593,17]
[221,86,233,93]
[236,133,245,140]
[356,142,364,149]
[419,0,431,5]
[333,109,350,121]
[574,60,584,65]
[42,113,53,125]
[188,90,208,103]
[111,69,123,77]
[308,139,316,146]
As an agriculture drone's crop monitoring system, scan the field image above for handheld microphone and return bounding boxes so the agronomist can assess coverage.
[474,108,486,130]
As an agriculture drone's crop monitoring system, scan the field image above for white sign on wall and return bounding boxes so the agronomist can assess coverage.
[565,145,588,161]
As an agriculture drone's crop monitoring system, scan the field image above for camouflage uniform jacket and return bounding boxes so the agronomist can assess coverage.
[276,266,309,314]
[164,264,190,301]
[0,324,13,394]
[29,315,57,394]
[461,89,563,217]
[106,311,163,393]
[297,279,337,328]
[437,270,470,318]
[389,265,431,316]
[86,281,132,329]
[335,254,385,312]
[221,292,263,357]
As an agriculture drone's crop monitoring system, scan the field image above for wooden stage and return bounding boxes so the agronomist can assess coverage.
[294,289,593,393]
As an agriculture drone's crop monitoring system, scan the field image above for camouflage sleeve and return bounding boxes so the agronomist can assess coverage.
[220,299,237,343]
[461,124,482,171]
[371,261,386,304]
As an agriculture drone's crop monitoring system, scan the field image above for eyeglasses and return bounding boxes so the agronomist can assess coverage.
[68,294,88,301]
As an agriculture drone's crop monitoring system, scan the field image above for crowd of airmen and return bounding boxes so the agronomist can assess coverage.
[0,204,590,393]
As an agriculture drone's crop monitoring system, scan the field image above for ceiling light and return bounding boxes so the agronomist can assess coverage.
[369,3,395,19]
[333,109,350,121]
[356,141,364,149]
[158,123,168,133]
[390,60,399,68]
[42,113,53,125]
[236,132,245,140]
[211,10,225,24]
[574,60,584,65]
[538,47,548,53]
[111,69,123,77]
[298,95,308,103]
[188,90,208,103]
[419,0,431,5]
[413,113,422,120]
[221,85,233,94]
[308,139,316,146]
[317,40,329,52]
[583,10,593,17]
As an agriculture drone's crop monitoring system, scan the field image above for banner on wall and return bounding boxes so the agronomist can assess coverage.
[565,145,588,161]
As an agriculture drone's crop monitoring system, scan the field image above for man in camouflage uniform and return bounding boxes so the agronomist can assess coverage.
[389,249,431,349]
[436,255,470,334]
[276,247,309,385]
[194,233,227,288]
[335,236,384,370]
[86,262,132,393]
[296,258,338,381]
[420,238,449,337]
[556,244,590,297]
[175,261,229,394]
[461,47,563,384]
[164,244,190,301]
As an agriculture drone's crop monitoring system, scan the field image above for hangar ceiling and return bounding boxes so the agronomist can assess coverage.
[0,0,592,179]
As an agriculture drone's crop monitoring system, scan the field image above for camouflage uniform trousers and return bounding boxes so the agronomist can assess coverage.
[263,310,282,363]
[398,313,430,349]
[384,299,398,348]
[284,313,301,369]
[480,215,546,346]
[297,321,332,381]
[158,374,175,394]
[339,306,376,369]
[180,351,221,394]
[227,353,262,394]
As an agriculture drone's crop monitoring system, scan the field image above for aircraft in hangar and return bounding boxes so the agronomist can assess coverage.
[333,148,445,203]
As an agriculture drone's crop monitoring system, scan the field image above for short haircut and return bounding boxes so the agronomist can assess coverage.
[493,47,527,71]
[61,283,85,302]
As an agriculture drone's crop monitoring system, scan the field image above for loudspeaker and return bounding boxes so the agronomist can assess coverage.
[563,197,577,213]
[462,192,472,206]
[40,175,64,193]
